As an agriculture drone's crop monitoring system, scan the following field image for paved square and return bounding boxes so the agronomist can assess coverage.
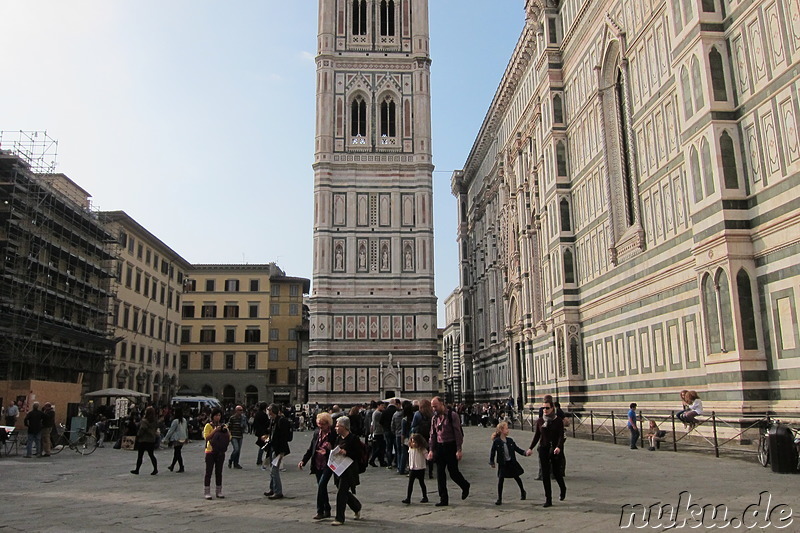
[1,426,796,532]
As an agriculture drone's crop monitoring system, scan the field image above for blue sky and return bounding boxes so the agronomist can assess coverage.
[0,1,524,322]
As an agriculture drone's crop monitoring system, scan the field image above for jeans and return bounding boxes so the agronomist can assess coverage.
[269,451,283,495]
[26,430,41,456]
[434,441,470,504]
[229,437,242,466]
[396,437,407,473]
[170,443,184,470]
[315,467,333,515]
[629,425,640,449]
[257,441,265,465]
[204,451,225,487]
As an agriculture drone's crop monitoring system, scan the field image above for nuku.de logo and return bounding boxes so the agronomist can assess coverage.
[619,491,793,529]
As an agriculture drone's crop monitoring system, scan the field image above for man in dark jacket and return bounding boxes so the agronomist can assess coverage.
[24,402,45,457]
[264,404,291,500]
[253,402,270,466]
[227,405,247,469]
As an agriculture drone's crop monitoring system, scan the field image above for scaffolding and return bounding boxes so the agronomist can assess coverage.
[0,147,117,387]
[0,130,59,174]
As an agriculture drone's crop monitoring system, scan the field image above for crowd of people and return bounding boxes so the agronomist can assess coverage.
[1,390,710,526]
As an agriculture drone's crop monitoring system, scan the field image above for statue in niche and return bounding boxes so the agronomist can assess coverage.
[381,246,389,270]
[335,245,343,270]
[404,246,413,270]
[358,245,367,270]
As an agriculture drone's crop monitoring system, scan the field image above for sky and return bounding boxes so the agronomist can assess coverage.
[0,1,524,323]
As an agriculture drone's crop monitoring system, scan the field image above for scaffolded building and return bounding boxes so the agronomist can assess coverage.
[0,144,117,392]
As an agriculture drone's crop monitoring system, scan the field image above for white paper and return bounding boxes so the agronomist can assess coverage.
[327,445,353,474]
[271,454,282,468]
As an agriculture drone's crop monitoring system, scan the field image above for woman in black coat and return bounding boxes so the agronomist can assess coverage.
[331,416,362,526]
[489,421,527,505]
[526,400,567,507]
[298,412,338,520]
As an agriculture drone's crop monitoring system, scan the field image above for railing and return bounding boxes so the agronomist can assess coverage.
[565,410,783,462]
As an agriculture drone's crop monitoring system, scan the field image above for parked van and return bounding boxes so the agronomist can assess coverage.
[171,396,222,413]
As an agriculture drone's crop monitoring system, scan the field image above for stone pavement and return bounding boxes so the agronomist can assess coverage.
[1,425,796,532]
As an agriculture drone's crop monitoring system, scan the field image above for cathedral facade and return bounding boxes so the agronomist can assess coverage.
[451,0,800,415]
[308,0,439,403]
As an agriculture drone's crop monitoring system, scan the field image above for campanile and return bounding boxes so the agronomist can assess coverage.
[308,0,438,402]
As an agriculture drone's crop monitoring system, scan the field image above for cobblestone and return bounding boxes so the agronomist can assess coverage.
[1,426,796,532]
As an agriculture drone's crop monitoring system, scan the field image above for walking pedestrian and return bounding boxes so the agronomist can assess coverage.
[164,407,188,472]
[203,408,230,499]
[298,411,337,520]
[331,416,362,526]
[489,421,527,505]
[227,405,247,469]
[402,433,429,504]
[526,400,566,507]
[628,403,639,450]
[427,397,470,507]
[130,406,158,475]
[252,402,270,467]
[264,403,291,500]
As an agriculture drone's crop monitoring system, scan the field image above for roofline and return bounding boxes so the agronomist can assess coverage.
[98,210,192,269]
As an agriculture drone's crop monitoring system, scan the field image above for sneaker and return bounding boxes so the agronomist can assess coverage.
[264,491,274,497]
[402,499,410,504]
[495,500,502,505]
[354,511,361,520]
[234,464,243,469]
[331,521,344,526]
[268,493,284,500]
[461,482,470,500]
[435,502,448,507]
[261,465,268,471]
[420,497,429,503]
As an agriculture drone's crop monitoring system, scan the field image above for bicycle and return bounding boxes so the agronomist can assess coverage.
[50,424,99,455]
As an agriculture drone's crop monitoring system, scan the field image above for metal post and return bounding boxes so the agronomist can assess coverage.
[638,410,644,448]
[611,411,617,444]
[590,411,595,441]
[712,411,719,458]
[571,412,576,438]
[671,411,677,452]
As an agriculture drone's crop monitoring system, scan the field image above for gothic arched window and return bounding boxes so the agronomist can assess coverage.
[556,141,568,176]
[702,0,716,12]
[352,0,367,36]
[553,94,563,123]
[690,146,703,202]
[709,47,727,101]
[672,0,684,34]
[380,0,395,37]
[720,131,739,189]
[737,269,758,349]
[380,96,397,139]
[615,69,635,227]
[701,137,715,195]
[680,66,694,119]
[702,273,721,354]
[563,248,575,284]
[717,269,735,352]
[691,55,705,111]
[350,96,367,140]
[560,197,571,232]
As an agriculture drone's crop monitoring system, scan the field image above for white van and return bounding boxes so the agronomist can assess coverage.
[171,396,222,413]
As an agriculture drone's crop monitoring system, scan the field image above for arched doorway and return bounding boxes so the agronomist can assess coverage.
[245,385,259,407]
[223,385,236,406]
[201,384,213,397]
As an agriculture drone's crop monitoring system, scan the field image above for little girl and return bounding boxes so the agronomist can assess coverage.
[646,420,667,451]
[402,433,429,504]
[489,421,527,505]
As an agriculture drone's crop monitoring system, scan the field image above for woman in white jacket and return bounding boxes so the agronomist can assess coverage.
[164,407,189,472]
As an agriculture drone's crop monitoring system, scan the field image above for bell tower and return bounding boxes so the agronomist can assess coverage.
[309,0,438,402]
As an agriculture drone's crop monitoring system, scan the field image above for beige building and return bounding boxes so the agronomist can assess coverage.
[179,264,309,407]
[441,289,465,404]
[308,0,440,403]
[99,211,191,405]
[451,0,800,415]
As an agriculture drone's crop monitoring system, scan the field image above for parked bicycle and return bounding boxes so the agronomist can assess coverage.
[50,424,99,455]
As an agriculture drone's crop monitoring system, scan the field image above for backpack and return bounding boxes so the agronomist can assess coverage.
[355,438,370,474]
[209,427,230,453]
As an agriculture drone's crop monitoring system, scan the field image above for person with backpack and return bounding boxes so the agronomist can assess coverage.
[331,416,362,526]
[264,403,291,500]
[427,397,470,506]
[203,407,230,499]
